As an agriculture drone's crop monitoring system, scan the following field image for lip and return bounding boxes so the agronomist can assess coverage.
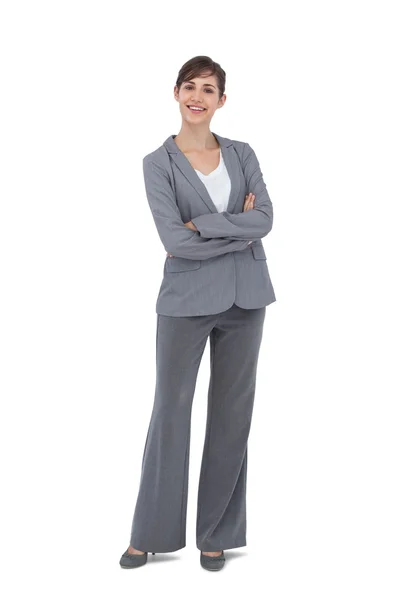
[186,105,207,113]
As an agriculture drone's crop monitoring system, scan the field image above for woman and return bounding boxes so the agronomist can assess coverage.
[119,56,276,571]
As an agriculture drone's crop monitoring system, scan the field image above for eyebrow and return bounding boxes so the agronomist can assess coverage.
[185,80,216,89]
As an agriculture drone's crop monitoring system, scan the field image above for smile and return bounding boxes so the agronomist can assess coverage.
[187,105,207,113]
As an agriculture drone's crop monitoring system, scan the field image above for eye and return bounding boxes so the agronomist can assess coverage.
[184,85,214,93]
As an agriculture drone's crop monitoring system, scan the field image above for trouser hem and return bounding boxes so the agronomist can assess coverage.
[129,541,186,553]
[196,539,247,552]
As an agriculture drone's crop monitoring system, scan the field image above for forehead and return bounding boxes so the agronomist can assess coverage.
[183,75,216,86]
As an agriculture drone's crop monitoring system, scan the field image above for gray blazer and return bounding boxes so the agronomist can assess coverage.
[143,131,276,316]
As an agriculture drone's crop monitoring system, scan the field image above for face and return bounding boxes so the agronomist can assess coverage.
[174,74,226,123]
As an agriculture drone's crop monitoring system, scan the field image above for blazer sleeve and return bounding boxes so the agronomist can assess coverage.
[143,157,251,261]
[191,143,273,240]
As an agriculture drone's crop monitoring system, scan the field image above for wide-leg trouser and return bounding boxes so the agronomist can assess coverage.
[129,302,266,553]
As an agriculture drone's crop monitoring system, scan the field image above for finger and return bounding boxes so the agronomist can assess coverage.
[245,195,254,211]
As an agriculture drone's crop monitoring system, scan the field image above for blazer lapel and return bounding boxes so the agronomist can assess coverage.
[163,132,241,215]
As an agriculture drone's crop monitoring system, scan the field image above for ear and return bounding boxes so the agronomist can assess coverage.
[218,93,227,108]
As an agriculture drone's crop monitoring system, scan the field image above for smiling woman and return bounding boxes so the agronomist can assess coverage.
[172,56,226,130]
[120,55,276,573]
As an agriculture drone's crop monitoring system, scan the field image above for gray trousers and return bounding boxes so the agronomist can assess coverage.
[129,302,266,553]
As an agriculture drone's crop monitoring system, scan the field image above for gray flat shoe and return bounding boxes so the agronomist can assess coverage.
[200,550,225,571]
[119,549,155,569]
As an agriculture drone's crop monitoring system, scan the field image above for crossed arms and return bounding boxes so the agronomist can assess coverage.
[143,143,273,261]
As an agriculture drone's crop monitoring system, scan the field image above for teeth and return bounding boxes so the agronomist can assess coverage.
[188,106,205,111]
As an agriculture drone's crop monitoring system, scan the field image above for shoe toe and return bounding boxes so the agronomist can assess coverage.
[200,550,225,571]
[119,549,148,568]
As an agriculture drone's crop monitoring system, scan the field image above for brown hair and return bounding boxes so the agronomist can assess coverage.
[175,56,226,100]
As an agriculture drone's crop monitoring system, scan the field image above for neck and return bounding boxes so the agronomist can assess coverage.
[174,123,218,152]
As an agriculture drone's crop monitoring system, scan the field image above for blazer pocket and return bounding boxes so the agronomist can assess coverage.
[251,244,267,260]
[166,257,201,272]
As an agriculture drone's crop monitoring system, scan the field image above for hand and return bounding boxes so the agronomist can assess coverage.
[243,193,255,212]
[184,220,198,231]
[244,194,255,246]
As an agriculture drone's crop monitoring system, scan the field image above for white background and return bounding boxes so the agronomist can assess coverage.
[1,1,399,598]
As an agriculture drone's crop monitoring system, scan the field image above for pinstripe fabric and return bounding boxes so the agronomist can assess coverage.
[143,132,276,317]
[125,132,275,557]
[129,302,266,553]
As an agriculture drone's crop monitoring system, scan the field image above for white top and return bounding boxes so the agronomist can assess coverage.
[194,148,231,213]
